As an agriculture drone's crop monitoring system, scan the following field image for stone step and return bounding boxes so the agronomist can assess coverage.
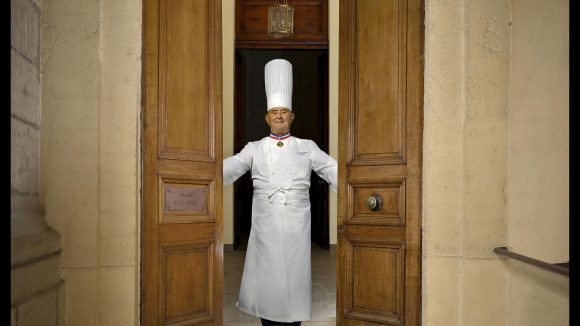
[11,250,62,306]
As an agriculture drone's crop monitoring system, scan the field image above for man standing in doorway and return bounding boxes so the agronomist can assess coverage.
[223,59,337,326]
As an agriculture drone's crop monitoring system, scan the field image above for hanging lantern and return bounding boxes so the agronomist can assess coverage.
[268,0,294,38]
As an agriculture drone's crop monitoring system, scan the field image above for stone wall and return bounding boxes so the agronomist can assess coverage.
[40,0,142,324]
[423,1,511,324]
[507,0,569,324]
[423,0,568,325]
[11,0,65,325]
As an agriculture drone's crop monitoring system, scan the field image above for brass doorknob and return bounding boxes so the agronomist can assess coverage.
[365,193,383,211]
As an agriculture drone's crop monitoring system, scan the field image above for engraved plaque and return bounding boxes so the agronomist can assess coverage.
[165,186,207,212]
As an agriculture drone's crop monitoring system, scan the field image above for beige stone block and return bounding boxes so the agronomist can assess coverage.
[98,266,137,326]
[57,282,66,326]
[62,268,98,326]
[11,226,61,270]
[11,49,40,125]
[422,169,462,256]
[11,118,40,195]
[99,154,137,266]
[18,288,58,326]
[41,5,99,99]
[41,98,99,152]
[465,2,511,119]
[462,259,507,326]
[425,0,463,102]
[11,253,61,304]
[98,211,136,266]
[508,138,569,262]
[507,0,569,264]
[98,0,140,264]
[423,120,462,256]
[101,117,138,157]
[42,168,99,268]
[100,144,137,215]
[422,256,460,326]
[462,120,508,258]
[463,1,510,254]
[41,104,99,267]
[101,0,142,104]
[462,0,511,260]
[11,0,39,64]
[423,0,465,257]
[506,260,569,326]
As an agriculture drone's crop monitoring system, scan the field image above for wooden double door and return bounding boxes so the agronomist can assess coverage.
[141,0,423,325]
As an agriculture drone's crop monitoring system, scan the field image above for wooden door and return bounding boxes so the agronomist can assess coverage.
[142,0,223,325]
[337,0,423,325]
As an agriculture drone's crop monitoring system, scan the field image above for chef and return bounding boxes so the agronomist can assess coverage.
[223,58,337,326]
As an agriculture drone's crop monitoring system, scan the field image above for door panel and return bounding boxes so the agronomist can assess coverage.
[338,0,423,325]
[354,0,405,160]
[160,0,210,157]
[348,242,405,324]
[142,0,223,325]
[160,240,214,324]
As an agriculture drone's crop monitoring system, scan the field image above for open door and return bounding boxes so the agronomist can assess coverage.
[337,0,423,325]
[142,0,223,325]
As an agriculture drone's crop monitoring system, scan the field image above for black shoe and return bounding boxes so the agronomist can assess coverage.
[260,318,301,326]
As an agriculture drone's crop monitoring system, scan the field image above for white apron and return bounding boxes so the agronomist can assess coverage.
[223,136,337,322]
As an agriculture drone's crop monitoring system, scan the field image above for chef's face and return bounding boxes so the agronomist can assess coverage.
[265,107,294,135]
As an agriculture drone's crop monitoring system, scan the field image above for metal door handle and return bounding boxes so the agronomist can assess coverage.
[365,193,383,211]
[338,225,344,234]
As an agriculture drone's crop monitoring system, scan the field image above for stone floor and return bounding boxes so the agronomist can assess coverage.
[224,244,337,326]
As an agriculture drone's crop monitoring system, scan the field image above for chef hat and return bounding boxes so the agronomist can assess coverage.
[264,59,293,111]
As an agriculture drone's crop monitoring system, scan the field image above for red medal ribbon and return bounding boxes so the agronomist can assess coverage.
[269,132,290,141]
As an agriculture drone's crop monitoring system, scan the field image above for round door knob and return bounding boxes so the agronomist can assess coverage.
[365,193,383,211]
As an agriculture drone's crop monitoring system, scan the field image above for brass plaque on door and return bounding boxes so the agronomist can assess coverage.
[165,186,207,212]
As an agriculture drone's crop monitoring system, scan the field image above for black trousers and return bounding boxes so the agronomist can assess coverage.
[260,318,301,326]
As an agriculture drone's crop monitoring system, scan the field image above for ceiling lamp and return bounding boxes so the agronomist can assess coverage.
[268,0,294,38]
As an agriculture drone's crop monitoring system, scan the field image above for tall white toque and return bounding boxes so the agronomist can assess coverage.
[264,59,293,111]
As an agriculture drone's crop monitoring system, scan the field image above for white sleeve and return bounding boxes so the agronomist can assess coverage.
[223,143,253,185]
[309,140,338,193]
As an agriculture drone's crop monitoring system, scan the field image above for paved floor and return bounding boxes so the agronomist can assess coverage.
[224,244,337,326]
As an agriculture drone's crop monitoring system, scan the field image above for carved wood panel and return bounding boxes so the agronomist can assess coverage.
[159,241,215,325]
[158,0,216,161]
[235,0,328,48]
[349,0,407,165]
[348,180,406,225]
[344,242,405,325]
